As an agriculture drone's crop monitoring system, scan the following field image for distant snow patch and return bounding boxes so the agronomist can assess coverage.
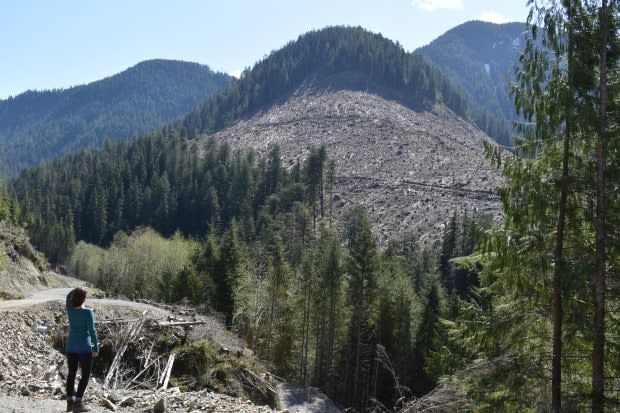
[484,64,491,75]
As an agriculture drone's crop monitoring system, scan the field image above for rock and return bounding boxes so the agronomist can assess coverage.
[43,366,57,381]
[119,397,136,407]
[20,386,31,396]
[154,397,167,413]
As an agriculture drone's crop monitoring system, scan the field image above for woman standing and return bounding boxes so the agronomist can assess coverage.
[65,287,99,413]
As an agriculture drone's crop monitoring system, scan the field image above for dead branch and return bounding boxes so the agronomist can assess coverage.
[103,311,148,389]
[159,353,176,390]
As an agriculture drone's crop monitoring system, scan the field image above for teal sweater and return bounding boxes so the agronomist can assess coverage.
[65,292,99,354]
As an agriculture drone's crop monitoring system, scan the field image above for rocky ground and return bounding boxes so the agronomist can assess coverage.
[204,83,503,245]
[0,293,285,412]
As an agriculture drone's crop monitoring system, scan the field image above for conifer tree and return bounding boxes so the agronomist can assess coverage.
[312,229,343,389]
[342,207,378,411]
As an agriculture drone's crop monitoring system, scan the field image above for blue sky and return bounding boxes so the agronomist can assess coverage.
[0,0,530,99]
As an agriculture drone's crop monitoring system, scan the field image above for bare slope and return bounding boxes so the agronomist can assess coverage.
[206,85,502,243]
[0,223,80,299]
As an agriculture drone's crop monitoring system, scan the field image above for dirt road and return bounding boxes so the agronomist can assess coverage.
[0,287,170,318]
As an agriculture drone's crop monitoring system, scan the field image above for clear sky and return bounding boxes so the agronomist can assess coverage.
[0,0,530,99]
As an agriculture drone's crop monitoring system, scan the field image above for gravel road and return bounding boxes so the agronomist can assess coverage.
[0,287,171,318]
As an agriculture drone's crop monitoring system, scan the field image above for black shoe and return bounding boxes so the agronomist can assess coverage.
[72,400,91,412]
[66,399,74,412]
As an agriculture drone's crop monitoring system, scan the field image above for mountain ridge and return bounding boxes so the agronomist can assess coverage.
[416,20,528,145]
[0,59,232,172]
[178,26,470,139]
[10,25,505,248]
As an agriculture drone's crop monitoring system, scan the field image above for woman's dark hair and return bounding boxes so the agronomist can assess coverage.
[70,287,87,308]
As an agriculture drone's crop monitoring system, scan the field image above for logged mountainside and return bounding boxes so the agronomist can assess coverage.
[208,81,502,244]
[0,59,231,172]
[416,21,527,145]
[184,26,503,241]
[8,27,504,411]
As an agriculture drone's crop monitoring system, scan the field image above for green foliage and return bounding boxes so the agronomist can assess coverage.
[68,228,196,299]
[0,189,19,224]
[311,227,345,389]
[340,207,379,411]
[0,60,231,173]
[449,2,620,411]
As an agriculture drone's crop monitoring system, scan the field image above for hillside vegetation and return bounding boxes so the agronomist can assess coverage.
[10,13,620,412]
[417,21,528,146]
[0,59,231,172]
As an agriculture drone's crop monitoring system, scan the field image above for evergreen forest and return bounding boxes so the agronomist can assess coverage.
[417,21,526,120]
[0,59,231,173]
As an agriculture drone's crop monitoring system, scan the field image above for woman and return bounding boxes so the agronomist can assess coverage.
[65,287,99,413]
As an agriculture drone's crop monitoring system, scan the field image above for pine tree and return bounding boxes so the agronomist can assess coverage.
[218,222,244,327]
[342,207,378,411]
[475,1,620,410]
[312,229,343,389]
[412,281,440,396]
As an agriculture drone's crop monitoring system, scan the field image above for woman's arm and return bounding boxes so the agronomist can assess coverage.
[87,309,99,353]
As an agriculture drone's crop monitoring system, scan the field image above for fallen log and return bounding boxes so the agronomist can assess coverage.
[156,320,208,327]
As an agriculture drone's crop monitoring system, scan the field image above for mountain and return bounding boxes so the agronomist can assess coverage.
[11,26,503,251]
[416,21,528,145]
[0,59,232,172]
[178,26,468,138]
[191,26,503,242]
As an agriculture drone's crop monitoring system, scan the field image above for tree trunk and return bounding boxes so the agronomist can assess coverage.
[552,4,574,409]
[592,2,608,411]
[552,119,569,413]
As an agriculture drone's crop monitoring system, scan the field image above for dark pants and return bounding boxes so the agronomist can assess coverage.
[66,353,93,399]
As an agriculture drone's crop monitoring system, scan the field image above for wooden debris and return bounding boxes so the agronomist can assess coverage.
[99,397,118,411]
[159,353,176,390]
[157,320,208,327]
[103,311,148,389]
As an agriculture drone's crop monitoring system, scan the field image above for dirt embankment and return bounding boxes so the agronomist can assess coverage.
[0,222,81,300]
